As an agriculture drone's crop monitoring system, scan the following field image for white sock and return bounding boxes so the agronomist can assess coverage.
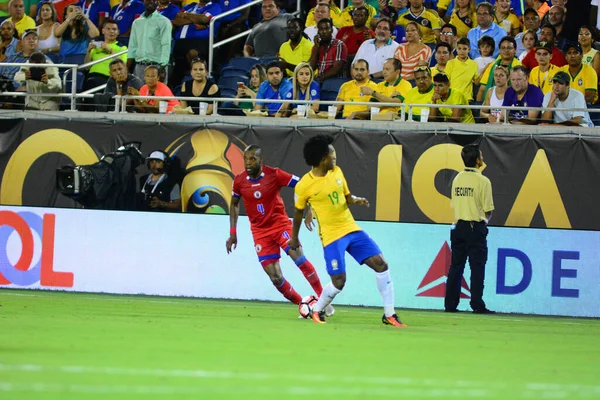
[313,282,341,313]
[376,270,395,317]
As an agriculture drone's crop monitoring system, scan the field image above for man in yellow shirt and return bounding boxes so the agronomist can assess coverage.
[444,37,479,101]
[278,18,314,76]
[337,0,377,28]
[404,65,434,120]
[396,0,441,44]
[429,73,475,123]
[445,144,495,314]
[289,134,406,327]
[336,58,378,119]
[360,58,411,115]
[305,0,342,28]
[560,43,598,104]
[8,0,35,38]
[528,42,559,95]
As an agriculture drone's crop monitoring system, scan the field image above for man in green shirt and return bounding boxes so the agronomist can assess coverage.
[0,0,9,23]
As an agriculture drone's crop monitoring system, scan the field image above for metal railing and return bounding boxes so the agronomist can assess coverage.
[207,0,302,76]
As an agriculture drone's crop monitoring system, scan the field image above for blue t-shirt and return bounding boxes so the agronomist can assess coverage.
[256,79,293,115]
[60,24,90,58]
[502,84,544,121]
[77,0,111,28]
[217,0,250,23]
[293,80,320,109]
[110,0,146,34]
[175,2,222,39]
[442,0,523,17]
[157,3,180,20]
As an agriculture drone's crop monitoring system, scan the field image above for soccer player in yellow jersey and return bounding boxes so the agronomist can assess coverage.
[289,134,406,327]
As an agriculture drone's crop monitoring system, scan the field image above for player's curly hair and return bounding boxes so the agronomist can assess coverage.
[303,134,334,167]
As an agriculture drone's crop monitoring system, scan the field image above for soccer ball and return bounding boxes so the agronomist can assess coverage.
[298,295,318,319]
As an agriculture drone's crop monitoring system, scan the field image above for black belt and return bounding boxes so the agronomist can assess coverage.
[137,61,161,66]
[457,219,484,224]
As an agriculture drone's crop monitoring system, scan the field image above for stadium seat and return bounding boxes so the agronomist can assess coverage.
[588,105,600,126]
[220,87,237,98]
[63,70,85,93]
[259,56,278,66]
[46,52,61,63]
[173,84,183,96]
[62,54,86,66]
[221,66,250,78]
[218,75,249,90]
[321,78,346,94]
[228,57,260,72]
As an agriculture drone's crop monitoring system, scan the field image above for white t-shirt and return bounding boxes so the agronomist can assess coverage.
[542,88,594,127]
[304,26,338,43]
[352,39,401,74]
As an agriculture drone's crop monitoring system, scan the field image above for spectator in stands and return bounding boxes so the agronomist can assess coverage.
[278,18,312,77]
[518,29,537,62]
[336,6,373,64]
[0,19,18,61]
[449,0,476,39]
[127,0,171,83]
[309,18,348,82]
[501,65,543,124]
[528,41,559,95]
[541,71,594,127]
[13,50,61,109]
[36,2,60,61]
[467,2,505,58]
[336,58,377,119]
[476,36,521,101]
[528,0,550,19]
[130,64,180,113]
[515,8,541,58]
[172,0,221,86]
[110,0,145,40]
[83,19,127,90]
[431,42,451,75]
[0,28,40,83]
[9,0,35,37]
[439,23,457,53]
[361,57,411,116]
[393,21,431,81]
[243,0,293,58]
[403,65,433,119]
[522,24,566,70]
[481,64,509,123]
[56,4,99,62]
[397,0,440,44]
[217,0,251,62]
[157,0,178,20]
[474,35,494,75]
[378,0,408,25]
[179,58,219,114]
[560,43,598,104]
[429,73,475,123]
[578,26,600,78]
[444,37,478,100]
[96,58,143,111]
[76,0,110,31]
[338,0,377,28]
[546,5,565,49]
[255,60,292,115]
[305,2,338,41]
[276,62,320,117]
[233,63,265,110]
[353,18,399,79]
[494,0,520,37]
[305,0,340,28]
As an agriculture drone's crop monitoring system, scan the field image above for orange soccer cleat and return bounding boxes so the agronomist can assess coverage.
[382,314,407,328]
[311,310,327,324]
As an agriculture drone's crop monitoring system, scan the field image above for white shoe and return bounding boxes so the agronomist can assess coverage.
[325,304,335,317]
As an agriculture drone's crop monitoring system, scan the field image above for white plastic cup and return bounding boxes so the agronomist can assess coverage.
[328,105,337,119]
[297,104,307,118]
[159,101,168,114]
[420,108,430,122]
[370,107,380,118]
[199,102,208,116]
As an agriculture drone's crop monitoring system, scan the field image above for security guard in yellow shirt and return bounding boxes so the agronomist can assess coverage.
[445,144,495,314]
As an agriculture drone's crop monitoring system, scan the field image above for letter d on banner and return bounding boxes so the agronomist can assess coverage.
[497,248,532,295]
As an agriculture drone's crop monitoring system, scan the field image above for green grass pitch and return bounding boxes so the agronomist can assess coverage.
[1,289,599,399]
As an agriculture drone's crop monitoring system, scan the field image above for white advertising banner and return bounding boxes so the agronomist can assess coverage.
[1,206,599,317]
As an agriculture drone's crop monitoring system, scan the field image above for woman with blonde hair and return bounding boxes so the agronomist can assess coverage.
[276,62,320,117]
[36,1,60,60]
[449,0,476,38]
[518,30,537,62]
[234,63,266,110]
[393,21,432,81]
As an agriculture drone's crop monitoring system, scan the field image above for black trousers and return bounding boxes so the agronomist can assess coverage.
[445,220,488,311]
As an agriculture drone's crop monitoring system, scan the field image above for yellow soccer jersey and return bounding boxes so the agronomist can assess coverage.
[396,9,442,44]
[528,64,559,95]
[370,77,412,113]
[337,80,379,117]
[337,4,378,28]
[295,166,361,247]
[445,57,479,100]
[404,84,434,120]
[560,64,598,102]
[436,89,475,123]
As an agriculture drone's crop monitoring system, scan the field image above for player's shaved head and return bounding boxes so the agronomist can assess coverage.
[244,144,263,177]
[303,134,335,167]
[244,144,262,157]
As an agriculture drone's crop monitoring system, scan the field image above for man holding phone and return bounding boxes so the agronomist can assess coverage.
[14,50,62,110]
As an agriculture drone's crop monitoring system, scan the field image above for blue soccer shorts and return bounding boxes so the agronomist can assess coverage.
[323,230,382,275]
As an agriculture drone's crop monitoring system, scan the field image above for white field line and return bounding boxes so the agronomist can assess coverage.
[0,291,595,325]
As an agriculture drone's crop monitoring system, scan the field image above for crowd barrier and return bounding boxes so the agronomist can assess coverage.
[1,206,598,317]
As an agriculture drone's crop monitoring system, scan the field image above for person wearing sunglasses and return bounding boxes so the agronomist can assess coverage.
[403,64,434,120]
